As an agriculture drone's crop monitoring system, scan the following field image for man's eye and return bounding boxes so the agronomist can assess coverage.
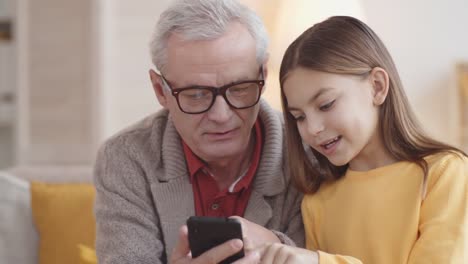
[229,85,251,95]
[319,100,335,111]
[184,90,210,99]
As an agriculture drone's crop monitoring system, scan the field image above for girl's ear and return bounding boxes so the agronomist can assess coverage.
[149,69,168,108]
[369,67,390,106]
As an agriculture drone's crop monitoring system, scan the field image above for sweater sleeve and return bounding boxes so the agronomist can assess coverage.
[406,154,468,263]
[317,251,363,264]
[94,141,165,264]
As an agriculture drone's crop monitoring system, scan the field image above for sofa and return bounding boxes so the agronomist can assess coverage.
[0,166,97,264]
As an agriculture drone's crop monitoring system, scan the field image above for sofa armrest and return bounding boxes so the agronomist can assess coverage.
[0,171,38,264]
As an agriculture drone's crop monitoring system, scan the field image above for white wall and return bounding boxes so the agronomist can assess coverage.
[361,0,468,147]
[97,0,468,149]
[242,0,366,113]
[0,0,16,169]
[97,0,366,139]
[97,0,172,141]
[0,41,15,168]
[14,0,97,166]
[3,0,466,168]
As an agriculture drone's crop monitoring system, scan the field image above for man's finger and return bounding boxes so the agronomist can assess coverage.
[196,239,244,264]
[170,225,190,261]
[256,243,280,264]
[232,250,260,264]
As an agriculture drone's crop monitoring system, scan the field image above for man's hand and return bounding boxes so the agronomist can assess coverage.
[230,216,281,251]
[170,225,261,264]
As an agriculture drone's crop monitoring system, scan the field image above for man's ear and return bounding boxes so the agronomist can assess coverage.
[149,69,168,108]
[262,64,268,80]
[261,55,269,94]
[369,67,390,106]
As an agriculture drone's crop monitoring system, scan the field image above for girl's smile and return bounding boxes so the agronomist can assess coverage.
[319,135,342,155]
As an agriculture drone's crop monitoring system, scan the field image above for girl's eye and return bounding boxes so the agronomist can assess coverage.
[291,114,305,122]
[319,100,335,111]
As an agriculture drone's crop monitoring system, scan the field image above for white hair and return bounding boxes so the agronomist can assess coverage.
[150,0,269,73]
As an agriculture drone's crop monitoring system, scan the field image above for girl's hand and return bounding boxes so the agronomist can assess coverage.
[258,243,319,264]
[229,216,280,250]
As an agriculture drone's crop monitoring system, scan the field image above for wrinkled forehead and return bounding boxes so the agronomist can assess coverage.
[163,22,260,87]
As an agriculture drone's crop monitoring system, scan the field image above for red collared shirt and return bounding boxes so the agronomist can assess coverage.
[182,119,263,217]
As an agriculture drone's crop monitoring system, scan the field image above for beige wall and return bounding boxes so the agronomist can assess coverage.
[91,0,468,151]
[362,0,468,149]
[6,0,468,168]
[97,0,170,140]
[0,0,16,168]
[15,0,96,166]
[98,0,366,139]
[98,0,468,148]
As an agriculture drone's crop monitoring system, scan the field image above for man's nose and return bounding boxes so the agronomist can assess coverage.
[206,95,233,122]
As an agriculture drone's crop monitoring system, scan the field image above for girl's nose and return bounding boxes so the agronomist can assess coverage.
[307,119,325,136]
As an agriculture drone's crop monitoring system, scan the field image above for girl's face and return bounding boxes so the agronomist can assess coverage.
[283,67,389,171]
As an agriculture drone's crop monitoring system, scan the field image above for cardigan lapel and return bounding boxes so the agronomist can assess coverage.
[243,189,272,226]
[244,100,287,225]
[153,116,196,256]
[151,177,195,259]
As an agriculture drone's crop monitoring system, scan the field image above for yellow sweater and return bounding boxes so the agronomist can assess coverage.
[302,152,467,264]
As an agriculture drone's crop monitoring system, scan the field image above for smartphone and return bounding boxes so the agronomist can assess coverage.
[187,216,244,264]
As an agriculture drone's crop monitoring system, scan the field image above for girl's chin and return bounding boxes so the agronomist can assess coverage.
[312,148,349,166]
[330,161,348,167]
[325,156,349,167]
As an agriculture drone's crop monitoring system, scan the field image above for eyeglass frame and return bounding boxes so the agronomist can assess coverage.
[160,67,265,114]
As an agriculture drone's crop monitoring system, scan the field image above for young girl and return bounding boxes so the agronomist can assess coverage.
[257,16,468,264]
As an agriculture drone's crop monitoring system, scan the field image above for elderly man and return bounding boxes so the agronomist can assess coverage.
[94,0,304,263]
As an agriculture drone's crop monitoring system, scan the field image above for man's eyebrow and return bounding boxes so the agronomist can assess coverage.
[287,87,333,111]
[172,75,256,89]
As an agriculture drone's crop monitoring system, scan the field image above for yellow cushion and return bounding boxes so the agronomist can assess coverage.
[31,182,96,264]
[78,244,98,264]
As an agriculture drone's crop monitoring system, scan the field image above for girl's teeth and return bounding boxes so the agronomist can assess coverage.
[323,136,340,149]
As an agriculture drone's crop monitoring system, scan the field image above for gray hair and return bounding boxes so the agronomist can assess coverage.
[150,0,269,73]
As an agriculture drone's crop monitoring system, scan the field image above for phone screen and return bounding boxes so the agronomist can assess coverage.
[187,216,245,264]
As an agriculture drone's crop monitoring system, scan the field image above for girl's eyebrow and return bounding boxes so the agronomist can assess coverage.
[287,87,333,111]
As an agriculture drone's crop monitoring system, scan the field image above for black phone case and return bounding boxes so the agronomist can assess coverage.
[187,216,245,264]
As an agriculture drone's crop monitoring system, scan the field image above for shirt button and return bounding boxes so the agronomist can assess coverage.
[211,203,219,210]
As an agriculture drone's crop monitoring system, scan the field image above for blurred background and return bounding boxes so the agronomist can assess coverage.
[0,0,467,170]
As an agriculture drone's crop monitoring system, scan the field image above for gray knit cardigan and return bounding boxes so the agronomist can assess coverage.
[94,100,305,263]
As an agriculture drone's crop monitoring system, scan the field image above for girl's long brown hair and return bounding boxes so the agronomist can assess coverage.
[280,16,466,194]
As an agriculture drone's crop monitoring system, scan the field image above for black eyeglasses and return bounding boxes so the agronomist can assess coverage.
[161,67,265,114]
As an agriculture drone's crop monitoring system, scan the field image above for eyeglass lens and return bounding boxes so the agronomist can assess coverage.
[177,82,261,113]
